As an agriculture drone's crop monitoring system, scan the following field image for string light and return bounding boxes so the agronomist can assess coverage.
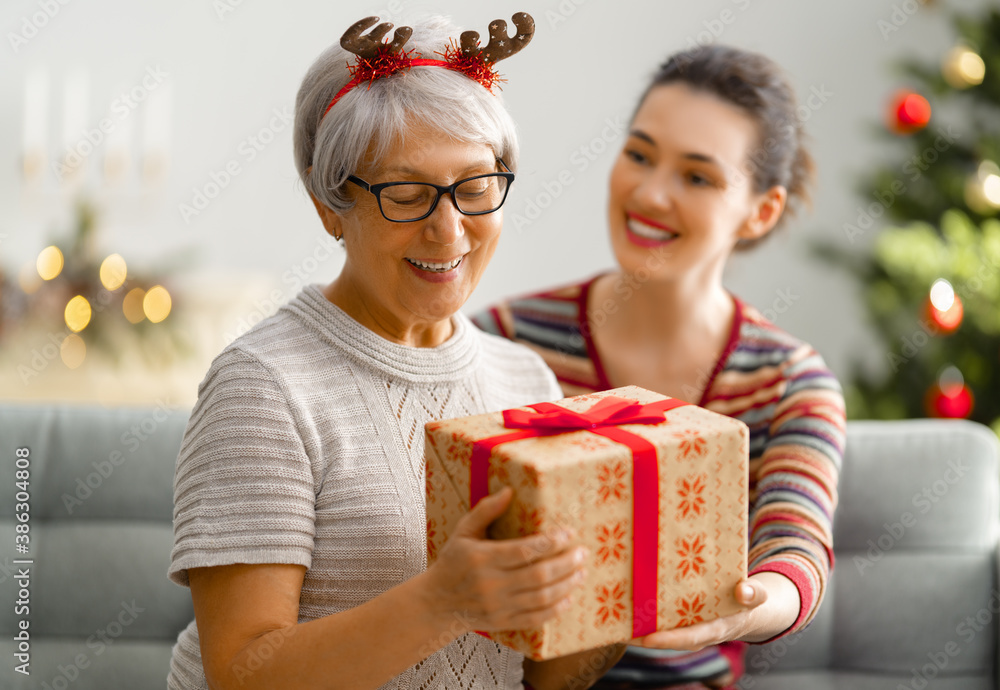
[18,263,42,294]
[965,161,1000,214]
[942,45,985,89]
[99,253,127,291]
[64,295,92,332]
[36,245,64,280]
[929,279,954,312]
[123,287,146,324]
[143,285,171,323]
[60,333,86,369]
[927,278,963,332]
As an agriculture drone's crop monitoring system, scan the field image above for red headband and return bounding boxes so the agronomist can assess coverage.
[322,13,535,120]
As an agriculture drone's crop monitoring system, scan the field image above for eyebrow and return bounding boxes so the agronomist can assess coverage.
[628,129,722,168]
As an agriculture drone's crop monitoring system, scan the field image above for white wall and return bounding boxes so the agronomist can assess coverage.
[2,0,994,389]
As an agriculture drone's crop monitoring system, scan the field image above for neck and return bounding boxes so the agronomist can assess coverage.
[322,279,454,348]
[601,266,733,344]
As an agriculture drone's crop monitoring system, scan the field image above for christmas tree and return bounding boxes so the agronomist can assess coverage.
[823,7,1000,435]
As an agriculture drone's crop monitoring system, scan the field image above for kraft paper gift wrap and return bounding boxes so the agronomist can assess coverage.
[424,385,750,661]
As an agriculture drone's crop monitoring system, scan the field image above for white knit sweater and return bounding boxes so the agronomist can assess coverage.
[167,284,561,690]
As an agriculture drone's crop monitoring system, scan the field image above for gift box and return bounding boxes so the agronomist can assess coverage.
[424,385,750,660]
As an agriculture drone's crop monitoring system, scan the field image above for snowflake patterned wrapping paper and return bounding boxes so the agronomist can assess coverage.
[424,385,750,661]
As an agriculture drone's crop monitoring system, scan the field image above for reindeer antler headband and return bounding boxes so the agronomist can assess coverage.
[322,12,535,119]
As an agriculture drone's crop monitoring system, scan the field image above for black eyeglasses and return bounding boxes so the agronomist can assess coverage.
[346,159,515,223]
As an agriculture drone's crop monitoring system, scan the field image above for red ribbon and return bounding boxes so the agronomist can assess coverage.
[470,395,690,638]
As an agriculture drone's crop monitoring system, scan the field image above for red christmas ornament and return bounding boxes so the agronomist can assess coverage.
[925,383,974,418]
[925,294,964,333]
[887,91,931,134]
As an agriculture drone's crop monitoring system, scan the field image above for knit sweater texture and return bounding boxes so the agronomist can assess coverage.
[167,283,561,690]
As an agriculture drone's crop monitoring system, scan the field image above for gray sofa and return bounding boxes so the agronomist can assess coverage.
[0,405,996,689]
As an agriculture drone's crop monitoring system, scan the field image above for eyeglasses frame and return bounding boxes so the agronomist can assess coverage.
[346,158,515,223]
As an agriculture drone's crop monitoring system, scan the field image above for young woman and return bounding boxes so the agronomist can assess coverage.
[474,45,846,689]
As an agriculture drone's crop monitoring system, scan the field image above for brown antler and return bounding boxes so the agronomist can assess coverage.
[340,16,413,59]
[459,12,535,63]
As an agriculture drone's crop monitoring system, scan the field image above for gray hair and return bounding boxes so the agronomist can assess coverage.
[294,16,521,214]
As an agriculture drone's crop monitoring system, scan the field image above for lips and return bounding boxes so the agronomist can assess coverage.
[405,257,463,273]
[404,255,466,284]
[625,212,678,247]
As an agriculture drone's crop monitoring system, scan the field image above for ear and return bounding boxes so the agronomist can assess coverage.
[309,192,344,241]
[738,185,787,242]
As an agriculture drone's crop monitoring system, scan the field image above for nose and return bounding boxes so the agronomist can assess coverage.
[634,168,674,212]
[423,191,465,244]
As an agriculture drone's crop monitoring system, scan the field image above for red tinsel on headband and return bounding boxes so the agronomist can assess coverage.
[348,43,418,85]
[437,40,506,93]
[322,41,504,119]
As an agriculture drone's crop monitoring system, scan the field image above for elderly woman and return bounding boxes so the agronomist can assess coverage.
[166,14,624,690]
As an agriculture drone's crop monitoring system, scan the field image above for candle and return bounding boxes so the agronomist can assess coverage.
[142,81,172,182]
[22,68,49,180]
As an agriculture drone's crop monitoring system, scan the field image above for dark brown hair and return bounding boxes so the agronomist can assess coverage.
[638,45,815,241]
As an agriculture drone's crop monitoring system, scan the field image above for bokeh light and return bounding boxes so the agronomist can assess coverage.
[64,295,92,332]
[143,285,172,323]
[942,46,986,88]
[36,246,64,281]
[123,287,147,324]
[929,279,954,312]
[60,333,87,369]
[99,253,128,290]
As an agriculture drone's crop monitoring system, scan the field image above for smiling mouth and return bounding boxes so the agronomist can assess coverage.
[626,216,679,241]
[405,257,464,273]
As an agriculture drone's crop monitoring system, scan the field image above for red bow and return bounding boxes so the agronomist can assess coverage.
[502,396,679,432]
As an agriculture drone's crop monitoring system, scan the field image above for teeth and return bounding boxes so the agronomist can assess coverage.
[628,218,678,240]
[407,257,463,272]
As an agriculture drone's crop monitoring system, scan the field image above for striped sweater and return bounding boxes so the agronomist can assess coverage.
[472,275,845,687]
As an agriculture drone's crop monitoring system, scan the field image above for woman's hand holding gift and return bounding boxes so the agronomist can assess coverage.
[629,572,801,651]
[422,487,589,633]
